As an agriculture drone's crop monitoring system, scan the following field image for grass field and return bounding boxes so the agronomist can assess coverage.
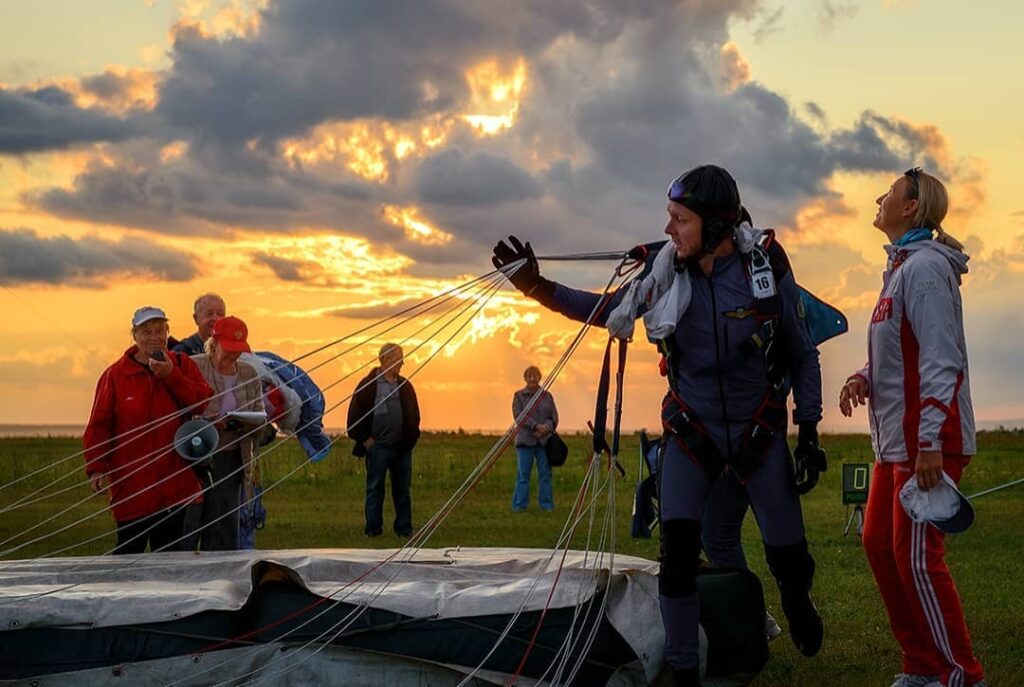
[1,432,1022,686]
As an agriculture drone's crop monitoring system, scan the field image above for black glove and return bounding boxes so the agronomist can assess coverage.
[492,235,542,292]
[793,422,827,495]
[492,235,556,304]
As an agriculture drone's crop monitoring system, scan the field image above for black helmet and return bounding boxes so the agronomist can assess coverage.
[667,165,741,253]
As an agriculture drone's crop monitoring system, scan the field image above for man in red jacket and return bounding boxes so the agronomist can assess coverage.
[84,306,213,554]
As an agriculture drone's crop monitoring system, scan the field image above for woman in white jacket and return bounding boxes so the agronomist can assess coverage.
[840,168,985,687]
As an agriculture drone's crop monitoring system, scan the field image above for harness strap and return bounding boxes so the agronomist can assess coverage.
[592,336,627,477]
[656,231,795,478]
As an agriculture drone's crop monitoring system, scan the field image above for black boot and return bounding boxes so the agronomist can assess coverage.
[672,666,702,687]
[764,539,823,657]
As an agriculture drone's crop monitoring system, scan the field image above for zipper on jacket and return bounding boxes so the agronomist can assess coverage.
[708,275,733,458]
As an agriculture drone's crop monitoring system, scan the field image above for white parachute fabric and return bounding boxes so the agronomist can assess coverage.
[0,548,665,683]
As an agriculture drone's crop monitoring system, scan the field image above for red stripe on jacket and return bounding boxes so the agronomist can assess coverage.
[900,314,921,459]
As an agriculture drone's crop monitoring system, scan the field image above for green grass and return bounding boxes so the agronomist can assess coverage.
[1,432,1022,686]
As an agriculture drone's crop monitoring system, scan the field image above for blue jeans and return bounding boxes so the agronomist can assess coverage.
[365,445,413,535]
[513,445,554,511]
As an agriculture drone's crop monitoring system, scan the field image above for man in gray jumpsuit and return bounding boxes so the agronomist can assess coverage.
[493,165,826,687]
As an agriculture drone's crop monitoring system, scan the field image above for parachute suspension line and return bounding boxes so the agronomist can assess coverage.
[142,274,517,684]
[206,275,532,687]
[452,457,612,687]
[536,250,630,262]
[0,270,509,570]
[0,273,507,572]
[0,266,511,505]
[522,452,611,687]
[197,259,631,687]
[557,341,626,685]
[0,268,509,516]
[454,278,634,687]
[0,267,510,553]
[511,335,628,686]
[544,468,617,687]
[0,249,617,502]
[35,274,512,564]
[38,268,510,556]
[0,271,510,611]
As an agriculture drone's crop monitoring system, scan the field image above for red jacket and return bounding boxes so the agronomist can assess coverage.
[83,346,212,522]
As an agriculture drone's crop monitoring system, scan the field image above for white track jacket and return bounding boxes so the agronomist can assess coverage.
[853,239,976,462]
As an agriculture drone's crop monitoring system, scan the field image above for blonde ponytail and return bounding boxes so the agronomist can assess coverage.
[934,226,965,253]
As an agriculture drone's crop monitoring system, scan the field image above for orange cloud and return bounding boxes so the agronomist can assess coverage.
[380,205,453,246]
[281,118,453,182]
[719,42,751,92]
[462,58,528,135]
[778,194,858,248]
[172,0,266,39]
[27,67,161,113]
[237,233,412,286]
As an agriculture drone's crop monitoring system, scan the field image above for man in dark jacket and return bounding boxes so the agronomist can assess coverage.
[347,343,421,537]
[170,293,226,355]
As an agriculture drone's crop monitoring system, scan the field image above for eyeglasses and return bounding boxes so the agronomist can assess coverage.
[904,167,922,199]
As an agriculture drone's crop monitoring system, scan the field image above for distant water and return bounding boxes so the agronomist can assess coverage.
[0,425,84,438]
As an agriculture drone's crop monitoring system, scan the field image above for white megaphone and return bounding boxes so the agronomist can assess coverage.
[174,419,220,462]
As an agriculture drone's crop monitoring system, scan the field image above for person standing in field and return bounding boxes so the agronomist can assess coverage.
[347,344,421,537]
[840,168,986,687]
[493,164,826,687]
[511,365,558,512]
[185,316,266,551]
[83,306,212,554]
[171,293,226,356]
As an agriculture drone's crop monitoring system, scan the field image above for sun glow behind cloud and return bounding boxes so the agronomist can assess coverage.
[461,58,527,135]
[281,118,453,182]
[381,205,453,246]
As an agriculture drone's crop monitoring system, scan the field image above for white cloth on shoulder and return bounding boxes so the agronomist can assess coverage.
[606,223,762,341]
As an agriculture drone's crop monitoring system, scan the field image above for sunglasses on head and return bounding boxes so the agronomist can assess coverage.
[904,166,922,198]
[667,177,690,203]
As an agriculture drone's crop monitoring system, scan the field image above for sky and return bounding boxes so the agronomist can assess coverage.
[2,0,1023,434]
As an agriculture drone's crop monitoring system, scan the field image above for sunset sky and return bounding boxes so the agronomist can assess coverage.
[3,0,1023,434]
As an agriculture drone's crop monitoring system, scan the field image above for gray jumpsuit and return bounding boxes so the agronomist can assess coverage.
[550,244,822,670]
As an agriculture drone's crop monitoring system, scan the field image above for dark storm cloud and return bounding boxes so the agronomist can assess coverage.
[0,228,198,286]
[414,149,543,206]
[0,86,137,153]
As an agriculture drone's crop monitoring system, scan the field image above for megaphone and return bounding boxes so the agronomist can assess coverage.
[174,419,220,462]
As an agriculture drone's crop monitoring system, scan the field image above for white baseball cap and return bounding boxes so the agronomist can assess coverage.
[899,472,975,535]
[131,306,168,328]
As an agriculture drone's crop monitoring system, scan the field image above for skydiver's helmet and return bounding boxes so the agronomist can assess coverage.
[667,164,742,254]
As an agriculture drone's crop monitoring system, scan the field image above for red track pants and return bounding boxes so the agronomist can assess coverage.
[863,457,985,687]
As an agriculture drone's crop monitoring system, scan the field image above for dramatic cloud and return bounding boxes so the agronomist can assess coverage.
[414,149,543,206]
[0,86,138,153]
[13,0,983,272]
[0,228,199,287]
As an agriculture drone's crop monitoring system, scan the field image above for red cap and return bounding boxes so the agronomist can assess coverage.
[211,316,251,353]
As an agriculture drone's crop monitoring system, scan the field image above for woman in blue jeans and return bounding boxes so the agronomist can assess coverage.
[511,366,558,511]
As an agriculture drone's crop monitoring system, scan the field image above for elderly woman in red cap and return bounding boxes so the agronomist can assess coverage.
[84,306,213,554]
[185,316,267,550]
